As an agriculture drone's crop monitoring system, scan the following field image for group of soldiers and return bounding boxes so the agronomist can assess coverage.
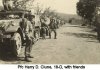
[1,0,66,62]
[19,11,66,62]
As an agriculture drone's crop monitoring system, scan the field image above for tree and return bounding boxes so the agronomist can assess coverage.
[42,7,56,17]
[34,3,43,15]
[77,0,97,25]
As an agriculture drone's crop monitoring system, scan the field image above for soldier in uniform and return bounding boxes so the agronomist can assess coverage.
[28,11,35,44]
[40,17,48,39]
[20,14,34,62]
[56,19,60,29]
[49,18,57,39]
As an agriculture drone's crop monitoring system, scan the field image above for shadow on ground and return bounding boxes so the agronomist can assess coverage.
[62,32,97,42]
[63,25,89,30]
[63,25,80,27]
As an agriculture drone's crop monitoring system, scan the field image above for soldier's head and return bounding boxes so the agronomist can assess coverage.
[22,18,26,22]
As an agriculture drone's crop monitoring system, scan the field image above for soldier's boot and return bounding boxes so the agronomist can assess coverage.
[25,57,31,62]
[54,31,57,39]
[49,33,51,39]
[28,55,34,58]
[43,34,46,39]
[54,37,57,39]
[49,36,51,39]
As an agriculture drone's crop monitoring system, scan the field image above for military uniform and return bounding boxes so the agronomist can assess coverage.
[28,12,35,43]
[49,18,57,39]
[20,18,33,62]
[40,18,48,39]
[25,20,33,60]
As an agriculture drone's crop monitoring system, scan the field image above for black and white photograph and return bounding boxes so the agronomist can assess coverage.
[0,0,100,65]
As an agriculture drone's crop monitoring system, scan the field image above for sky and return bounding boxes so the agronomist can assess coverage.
[0,0,79,14]
[34,0,79,14]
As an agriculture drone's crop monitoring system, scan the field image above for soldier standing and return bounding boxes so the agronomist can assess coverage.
[20,14,34,62]
[28,11,35,43]
[49,18,57,39]
[40,17,48,39]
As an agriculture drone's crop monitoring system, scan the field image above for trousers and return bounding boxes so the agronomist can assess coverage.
[49,29,57,38]
[25,37,33,57]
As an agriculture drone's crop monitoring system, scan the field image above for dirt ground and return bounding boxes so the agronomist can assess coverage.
[0,23,100,64]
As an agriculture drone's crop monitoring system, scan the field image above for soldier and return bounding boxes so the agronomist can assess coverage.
[40,17,48,39]
[28,11,35,44]
[49,18,57,39]
[56,19,60,29]
[3,0,13,11]
[20,14,34,62]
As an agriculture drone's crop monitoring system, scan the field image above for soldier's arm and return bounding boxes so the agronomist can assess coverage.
[29,23,34,38]
[28,22,33,32]
[24,22,30,39]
